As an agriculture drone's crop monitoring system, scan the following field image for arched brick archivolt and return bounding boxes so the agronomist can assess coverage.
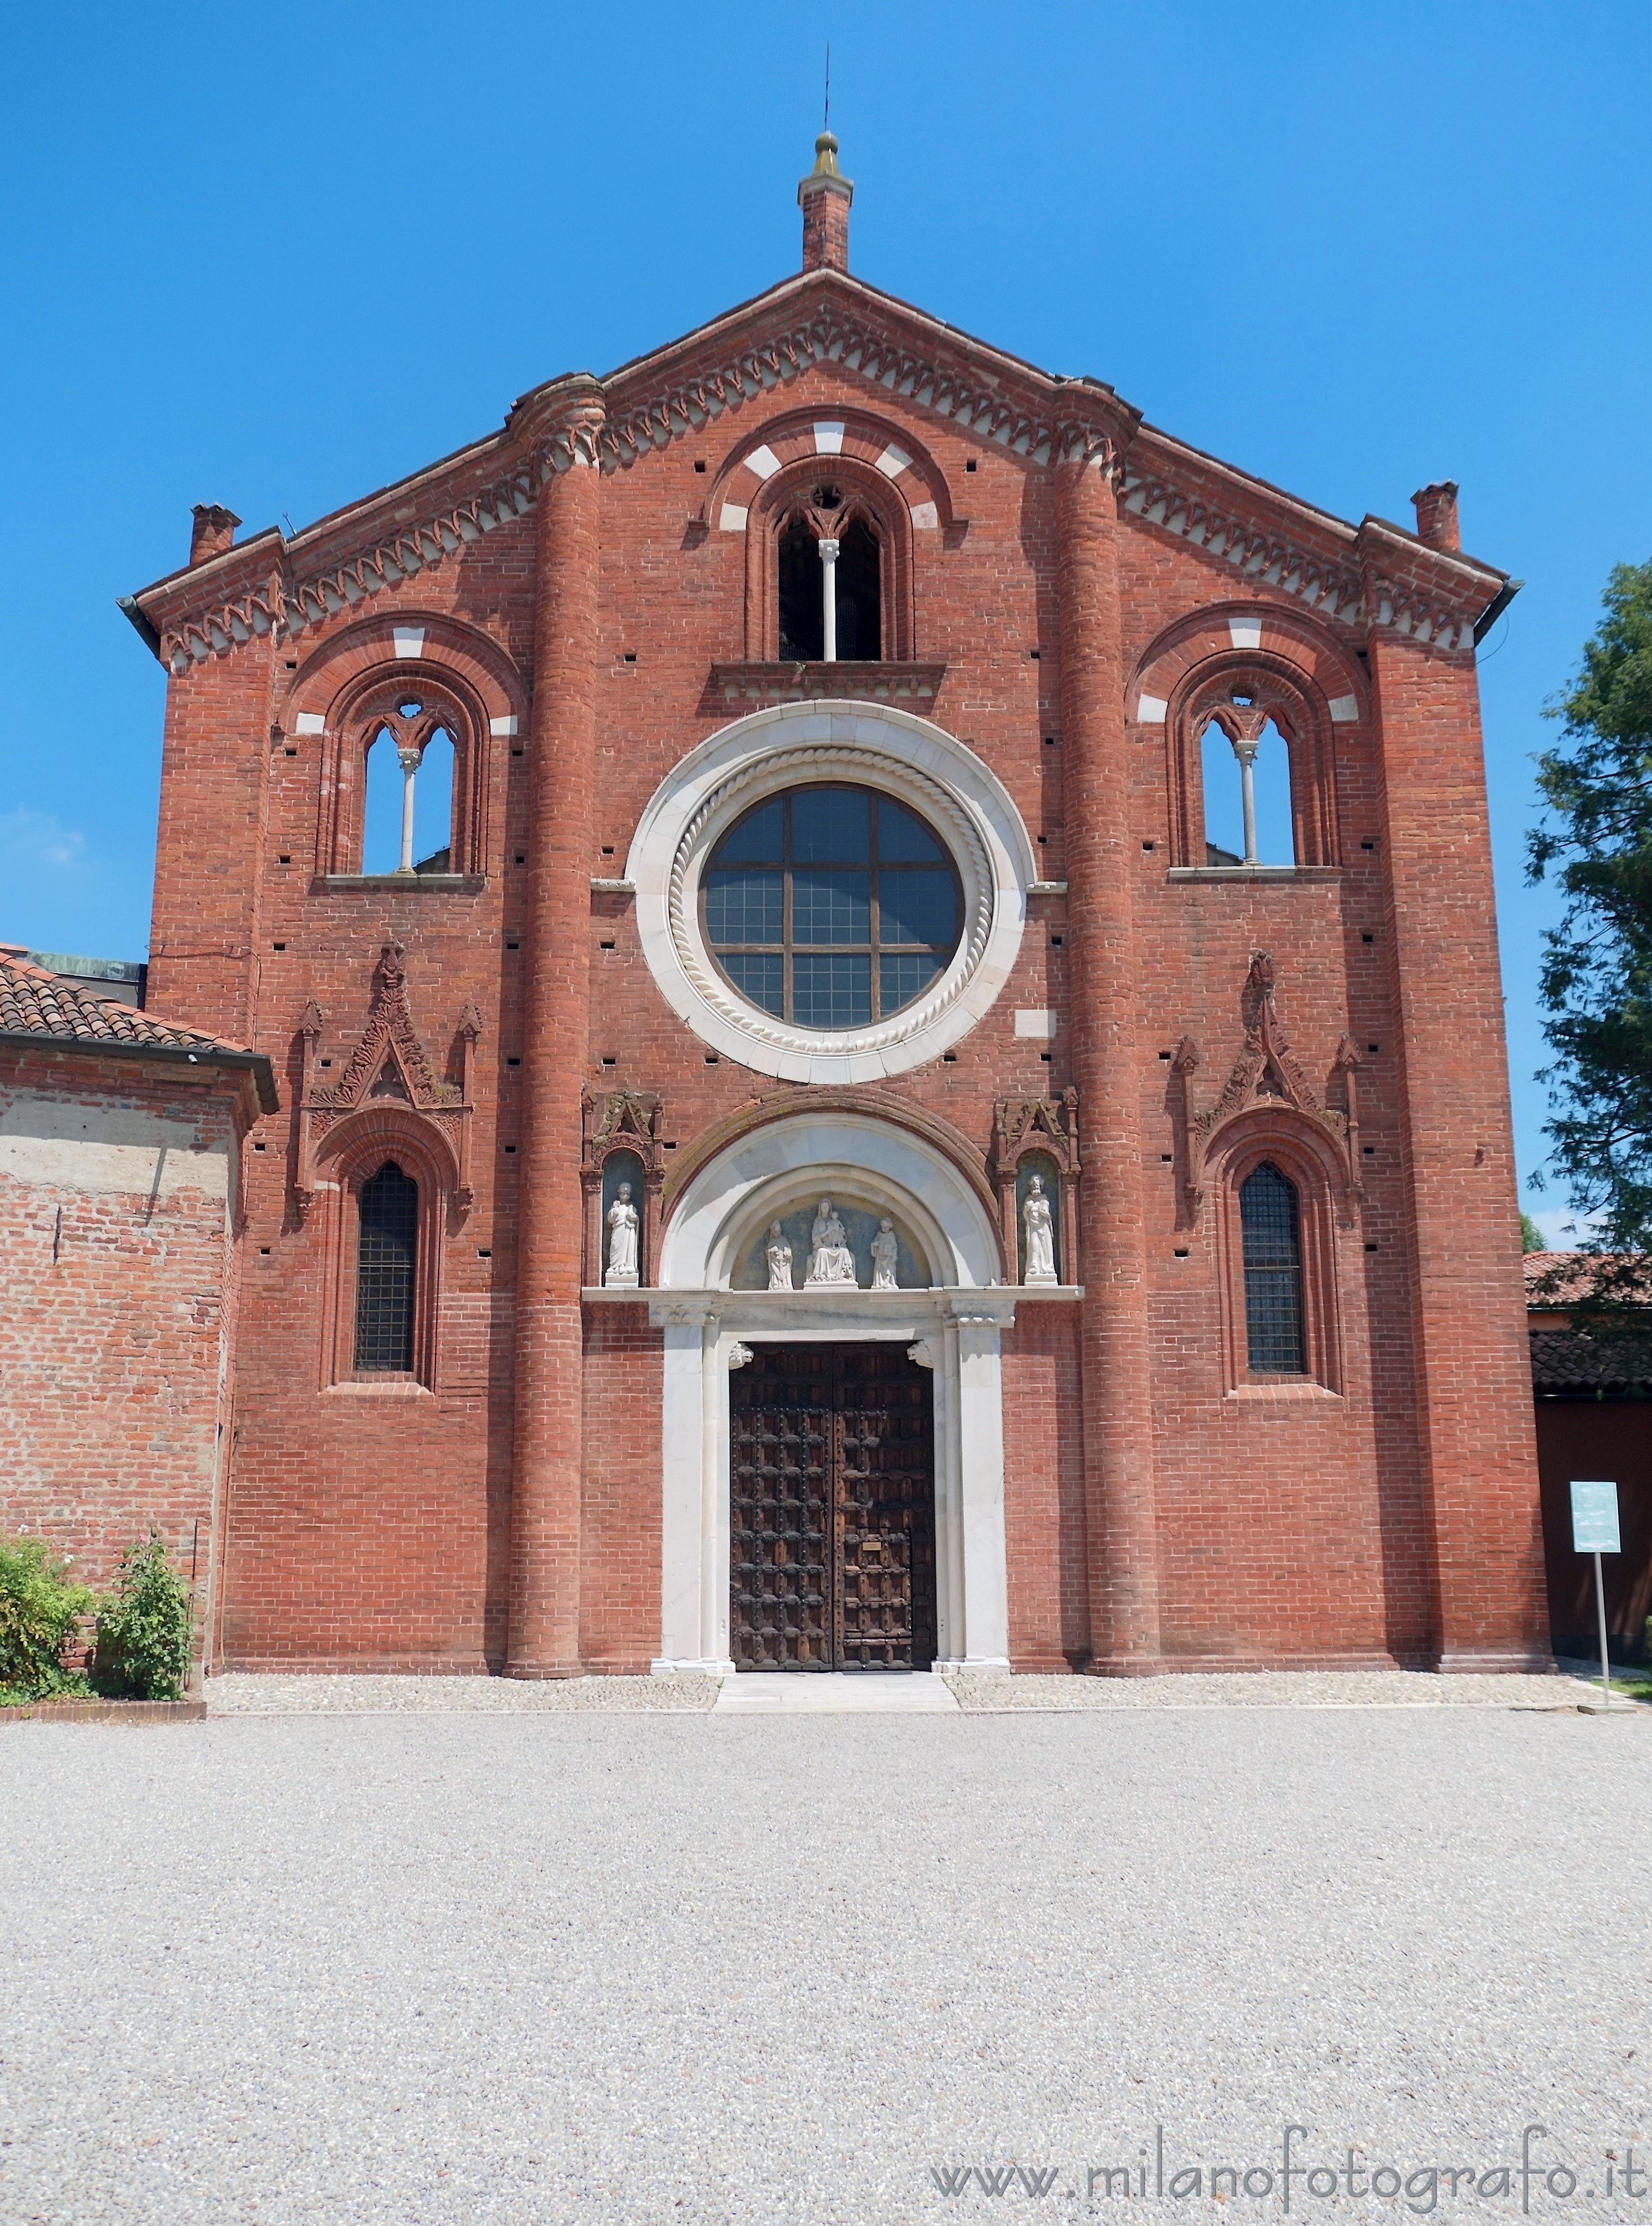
[1128,603,1369,869]
[312,1109,460,1391]
[703,407,953,661]
[1202,1108,1349,1398]
[279,612,527,878]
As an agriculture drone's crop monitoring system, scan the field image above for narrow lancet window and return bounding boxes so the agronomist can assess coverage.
[1200,704,1295,866]
[776,498,881,663]
[1240,1161,1305,1373]
[778,516,824,660]
[354,1160,418,1372]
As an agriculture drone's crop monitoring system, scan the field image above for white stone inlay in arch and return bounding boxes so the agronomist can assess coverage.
[626,701,1037,1083]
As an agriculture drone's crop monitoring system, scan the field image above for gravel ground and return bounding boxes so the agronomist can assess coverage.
[203,1667,1617,1716]
[944,1667,1611,1711]
[3,1709,1650,2226]
[206,1673,718,1714]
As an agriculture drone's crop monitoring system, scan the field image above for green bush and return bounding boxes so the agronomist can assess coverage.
[0,1534,94,1705]
[93,1532,194,1701]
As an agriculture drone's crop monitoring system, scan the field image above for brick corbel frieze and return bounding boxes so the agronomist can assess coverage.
[1173,952,1363,1229]
[990,1092,1082,1284]
[136,444,539,675]
[1352,514,1512,654]
[292,941,479,1221]
[595,276,1141,474]
[581,1087,667,1288]
[133,283,1140,677]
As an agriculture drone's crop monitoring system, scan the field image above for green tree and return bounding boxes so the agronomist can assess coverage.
[1520,1212,1546,1253]
[1528,558,1652,1302]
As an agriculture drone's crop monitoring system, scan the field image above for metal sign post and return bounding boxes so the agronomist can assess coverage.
[1569,1480,1622,1708]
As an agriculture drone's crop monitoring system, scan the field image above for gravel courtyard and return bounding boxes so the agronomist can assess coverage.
[2,1703,1649,2225]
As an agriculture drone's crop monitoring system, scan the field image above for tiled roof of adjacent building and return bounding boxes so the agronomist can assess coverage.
[1525,1250,1652,1309]
[0,948,279,1110]
[1525,1251,1652,1397]
[1530,1327,1652,1397]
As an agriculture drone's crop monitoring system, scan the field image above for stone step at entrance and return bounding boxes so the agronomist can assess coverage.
[713,1670,959,1715]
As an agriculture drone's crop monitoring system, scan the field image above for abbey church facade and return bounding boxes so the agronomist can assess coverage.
[114,139,1548,1677]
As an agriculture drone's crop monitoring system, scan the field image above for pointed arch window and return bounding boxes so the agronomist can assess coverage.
[361,701,457,875]
[1239,1161,1306,1373]
[775,487,882,663]
[354,1160,418,1372]
[1166,662,1342,870]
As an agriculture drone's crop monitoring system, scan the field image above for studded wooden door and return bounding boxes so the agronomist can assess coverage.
[729,1342,937,1670]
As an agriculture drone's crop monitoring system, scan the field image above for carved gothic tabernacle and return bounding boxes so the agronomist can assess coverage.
[581,1087,667,1287]
[990,1092,1081,1286]
[1173,952,1364,1227]
[292,942,479,1221]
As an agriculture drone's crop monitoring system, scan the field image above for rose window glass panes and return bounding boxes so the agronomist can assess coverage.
[702,786,962,1029]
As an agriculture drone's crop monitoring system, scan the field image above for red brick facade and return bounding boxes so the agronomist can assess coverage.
[117,142,1549,1676]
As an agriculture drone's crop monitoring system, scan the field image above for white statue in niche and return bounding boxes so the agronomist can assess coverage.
[804,1197,859,1287]
[869,1219,900,1291]
[1022,1175,1057,1286]
[604,1181,640,1287]
[764,1220,794,1292]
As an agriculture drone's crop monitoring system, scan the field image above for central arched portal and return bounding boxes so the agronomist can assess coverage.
[730,1340,937,1670]
[641,1110,1018,1677]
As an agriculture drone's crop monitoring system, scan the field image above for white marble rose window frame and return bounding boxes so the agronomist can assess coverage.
[627,701,1037,1083]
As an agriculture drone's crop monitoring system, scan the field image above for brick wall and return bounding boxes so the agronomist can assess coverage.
[0,1045,242,1638]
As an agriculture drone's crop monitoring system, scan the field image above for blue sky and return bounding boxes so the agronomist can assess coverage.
[1,1,1645,1234]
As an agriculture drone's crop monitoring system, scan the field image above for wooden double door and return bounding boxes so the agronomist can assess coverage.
[730,1342,937,1671]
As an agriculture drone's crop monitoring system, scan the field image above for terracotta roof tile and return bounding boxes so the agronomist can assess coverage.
[1525,1251,1652,1308]
[0,952,248,1056]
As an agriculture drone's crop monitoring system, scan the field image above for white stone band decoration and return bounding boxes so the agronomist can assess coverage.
[626,701,1037,1083]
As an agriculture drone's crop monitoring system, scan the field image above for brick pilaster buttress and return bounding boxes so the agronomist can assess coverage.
[506,384,606,1678]
[1055,449,1162,1673]
[1365,628,1548,1670]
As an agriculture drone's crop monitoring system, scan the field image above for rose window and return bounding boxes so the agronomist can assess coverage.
[700,784,962,1029]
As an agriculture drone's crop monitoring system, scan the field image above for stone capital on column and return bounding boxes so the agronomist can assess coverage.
[507,373,609,482]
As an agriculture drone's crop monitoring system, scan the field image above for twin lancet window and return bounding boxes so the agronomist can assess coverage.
[703,784,961,1028]
[776,489,881,662]
[362,702,456,876]
[1200,690,1294,868]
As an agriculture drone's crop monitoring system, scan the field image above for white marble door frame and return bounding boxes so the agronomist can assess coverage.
[639,1287,1017,1678]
